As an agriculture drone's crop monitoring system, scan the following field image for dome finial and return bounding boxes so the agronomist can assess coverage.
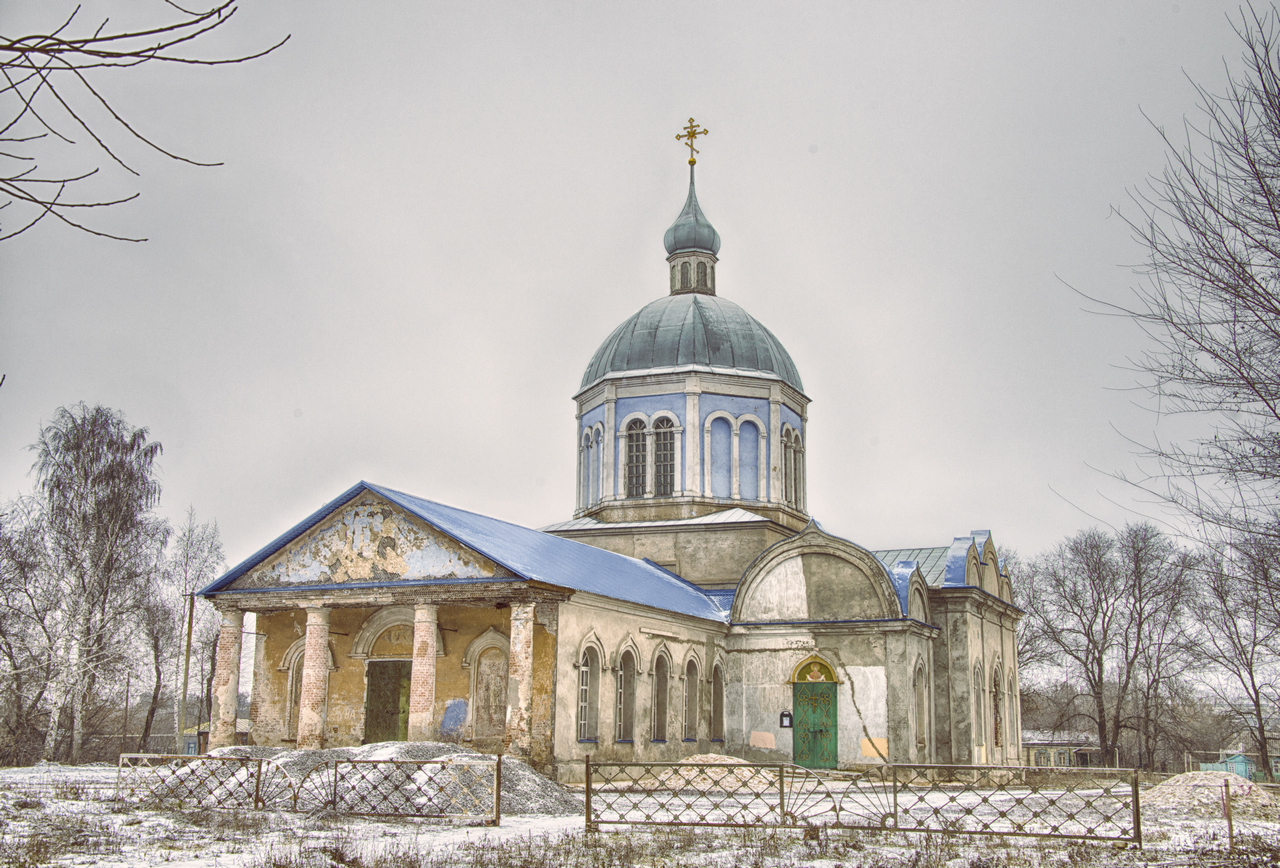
[676,117,708,165]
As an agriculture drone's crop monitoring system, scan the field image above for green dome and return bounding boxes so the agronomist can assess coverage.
[580,293,803,392]
[663,166,721,256]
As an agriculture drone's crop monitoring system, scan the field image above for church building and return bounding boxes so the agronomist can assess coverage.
[200,129,1023,780]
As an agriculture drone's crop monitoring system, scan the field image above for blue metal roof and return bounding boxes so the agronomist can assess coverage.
[200,482,727,623]
[888,560,915,615]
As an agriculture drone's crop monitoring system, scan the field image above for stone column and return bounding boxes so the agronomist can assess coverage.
[296,607,331,750]
[209,608,244,750]
[504,602,536,757]
[685,377,700,496]
[603,385,617,500]
[407,603,438,741]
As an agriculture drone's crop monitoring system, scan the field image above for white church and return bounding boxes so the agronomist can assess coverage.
[200,129,1023,781]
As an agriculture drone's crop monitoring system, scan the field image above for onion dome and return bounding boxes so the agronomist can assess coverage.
[580,293,803,392]
[663,167,721,256]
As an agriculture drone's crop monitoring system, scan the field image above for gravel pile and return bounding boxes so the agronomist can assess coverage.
[206,742,581,816]
[1142,771,1275,819]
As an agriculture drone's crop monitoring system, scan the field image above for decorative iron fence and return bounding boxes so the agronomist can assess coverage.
[584,758,839,830]
[584,759,1141,845]
[116,754,502,823]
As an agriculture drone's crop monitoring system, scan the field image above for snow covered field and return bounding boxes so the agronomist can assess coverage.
[1,762,1277,868]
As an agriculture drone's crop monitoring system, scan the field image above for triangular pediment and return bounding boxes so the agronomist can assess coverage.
[226,492,515,591]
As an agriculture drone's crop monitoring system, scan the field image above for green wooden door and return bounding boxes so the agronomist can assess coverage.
[364,660,412,743]
[792,682,838,769]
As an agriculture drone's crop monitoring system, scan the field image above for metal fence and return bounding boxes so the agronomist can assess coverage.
[584,759,1141,845]
[116,754,502,823]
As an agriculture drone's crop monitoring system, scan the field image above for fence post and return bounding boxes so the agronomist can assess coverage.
[1131,769,1141,848]
[253,759,263,810]
[891,765,899,828]
[584,754,594,832]
[1223,779,1234,852]
[332,762,340,814]
[494,753,502,827]
[778,765,786,826]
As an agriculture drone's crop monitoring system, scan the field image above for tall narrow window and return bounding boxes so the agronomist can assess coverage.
[684,660,699,741]
[1008,676,1017,749]
[626,420,646,498]
[680,262,691,289]
[696,261,707,288]
[783,431,796,506]
[992,671,1002,748]
[973,666,985,746]
[578,648,600,740]
[616,651,636,741]
[654,418,675,496]
[711,665,724,741]
[670,265,678,292]
[653,655,669,741]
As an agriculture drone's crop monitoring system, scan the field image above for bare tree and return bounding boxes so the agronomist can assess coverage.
[162,508,223,752]
[1026,523,1193,766]
[1,2,286,240]
[1190,537,1280,781]
[1112,6,1280,547]
[30,403,168,763]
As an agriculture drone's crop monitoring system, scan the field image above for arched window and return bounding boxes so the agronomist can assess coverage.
[696,261,708,288]
[680,261,691,290]
[654,418,675,496]
[709,417,732,498]
[711,665,725,741]
[626,420,646,498]
[579,431,592,509]
[670,265,678,292]
[288,654,304,740]
[739,421,760,501]
[914,666,928,758]
[991,671,1003,748]
[578,647,600,741]
[616,650,636,741]
[973,665,985,746]
[653,654,669,741]
[683,660,699,741]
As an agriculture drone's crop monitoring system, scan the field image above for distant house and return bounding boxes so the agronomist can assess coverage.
[1022,730,1100,768]
[183,719,250,755]
[1200,753,1257,780]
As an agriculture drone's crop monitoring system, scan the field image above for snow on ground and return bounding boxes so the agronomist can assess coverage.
[0,762,1277,867]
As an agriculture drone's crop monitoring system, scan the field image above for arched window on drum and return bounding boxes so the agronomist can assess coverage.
[625,420,646,498]
[654,418,675,496]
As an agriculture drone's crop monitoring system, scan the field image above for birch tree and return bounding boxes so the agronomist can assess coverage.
[30,403,167,763]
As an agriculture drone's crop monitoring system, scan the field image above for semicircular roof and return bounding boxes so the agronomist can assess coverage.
[580,293,804,392]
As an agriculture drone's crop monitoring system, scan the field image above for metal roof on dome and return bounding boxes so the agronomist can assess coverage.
[664,166,721,256]
[579,293,804,392]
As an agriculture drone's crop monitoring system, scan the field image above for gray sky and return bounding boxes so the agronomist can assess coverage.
[0,1,1250,568]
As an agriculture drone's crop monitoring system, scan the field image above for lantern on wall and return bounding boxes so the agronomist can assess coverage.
[779,710,793,728]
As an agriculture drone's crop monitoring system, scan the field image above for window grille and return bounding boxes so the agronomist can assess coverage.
[654,418,675,496]
[626,420,646,498]
[578,649,599,740]
[616,651,636,741]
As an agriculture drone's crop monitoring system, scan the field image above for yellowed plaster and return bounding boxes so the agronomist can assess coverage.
[231,494,514,590]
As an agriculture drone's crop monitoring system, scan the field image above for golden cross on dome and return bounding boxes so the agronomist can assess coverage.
[676,118,709,165]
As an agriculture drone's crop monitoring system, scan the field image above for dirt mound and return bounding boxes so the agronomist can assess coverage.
[1142,771,1275,820]
[208,742,581,816]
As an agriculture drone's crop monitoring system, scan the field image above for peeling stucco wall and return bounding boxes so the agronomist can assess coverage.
[231,495,513,590]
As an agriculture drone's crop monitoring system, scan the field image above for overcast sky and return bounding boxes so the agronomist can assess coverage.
[0,1,1254,570]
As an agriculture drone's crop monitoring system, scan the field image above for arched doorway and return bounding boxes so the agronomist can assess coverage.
[790,656,838,769]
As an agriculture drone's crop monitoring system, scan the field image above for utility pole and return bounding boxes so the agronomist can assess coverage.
[176,594,195,753]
